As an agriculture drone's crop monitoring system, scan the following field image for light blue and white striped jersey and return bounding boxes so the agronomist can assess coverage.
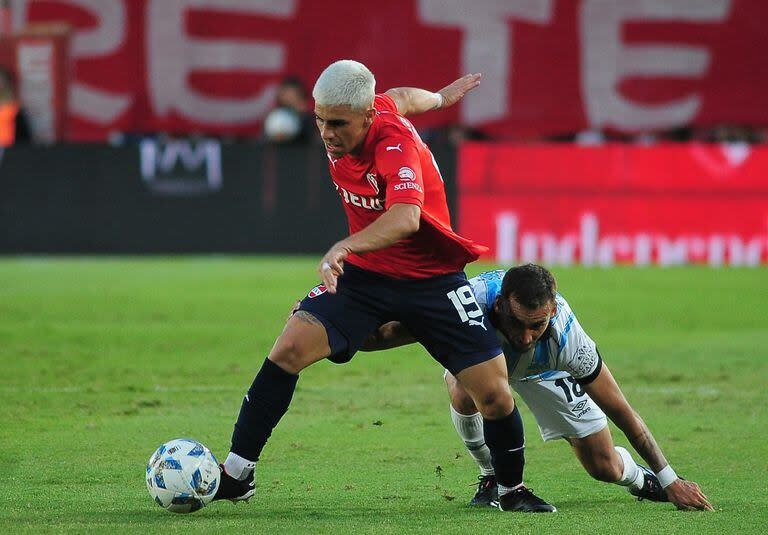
[469,270,600,382]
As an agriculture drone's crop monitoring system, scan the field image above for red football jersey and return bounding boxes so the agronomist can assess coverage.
[327,94,488,279]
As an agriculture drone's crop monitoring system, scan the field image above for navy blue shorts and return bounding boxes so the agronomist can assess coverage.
[298,263,501,376]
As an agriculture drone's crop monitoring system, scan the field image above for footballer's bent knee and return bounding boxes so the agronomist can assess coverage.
[445,373,478,415]
[269,312,331,373]
[473,386,514,419]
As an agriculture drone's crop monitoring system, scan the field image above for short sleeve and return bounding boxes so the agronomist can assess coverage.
[469,270,504,315]
[556,316,600,379]
[469,277,490,315]
[374,93,398,113]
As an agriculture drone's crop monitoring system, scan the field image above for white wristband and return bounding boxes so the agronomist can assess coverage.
[656,465,678,488]
[433,92,444,109]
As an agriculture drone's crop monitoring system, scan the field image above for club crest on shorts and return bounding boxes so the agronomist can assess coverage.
[308,284,327,298]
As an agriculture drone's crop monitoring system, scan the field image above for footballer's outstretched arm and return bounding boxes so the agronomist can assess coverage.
[318,203,421,293]
[583,364,714,511]
[385,73,482,116]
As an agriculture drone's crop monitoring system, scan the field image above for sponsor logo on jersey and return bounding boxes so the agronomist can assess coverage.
[572,345,598,377]
[398,167,415,181]
[393,182,423,192]
[334,182,384,211]
[308,285,327,298]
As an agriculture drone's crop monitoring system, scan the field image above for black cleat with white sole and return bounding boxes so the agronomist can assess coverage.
[212,464,255,503]
[470,475,499,507]
[497,486,556,513]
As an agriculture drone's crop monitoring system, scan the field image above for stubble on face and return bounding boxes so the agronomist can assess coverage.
[314,104,373,158]
[495,296,555,352]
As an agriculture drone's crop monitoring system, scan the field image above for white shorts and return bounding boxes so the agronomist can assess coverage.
[512,377,607,442]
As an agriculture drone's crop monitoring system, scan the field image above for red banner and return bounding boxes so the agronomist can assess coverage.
[9,0,767,141]
[457,143,768,266]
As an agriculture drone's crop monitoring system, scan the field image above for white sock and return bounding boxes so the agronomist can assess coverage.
[497,482,525,497]
[223,452,256,481]
[614,446,644,491]
[449,404,495,476]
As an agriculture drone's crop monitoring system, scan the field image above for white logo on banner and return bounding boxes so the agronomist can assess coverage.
[690,142,752,178]
[580,0,731,130]
[496,212,765,267]
[140,139,222,195]
[418,0,554,125]
[721,143,751,167]
[147,0,296,124]
[16,42,56,143]
[14,0,132,124]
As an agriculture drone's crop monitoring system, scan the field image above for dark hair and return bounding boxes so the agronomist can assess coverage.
[500,264,557,309]
[279,75,307,97]
[0,66,14,85]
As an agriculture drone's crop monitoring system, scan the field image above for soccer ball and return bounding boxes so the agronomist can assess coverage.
[146,438,220,513]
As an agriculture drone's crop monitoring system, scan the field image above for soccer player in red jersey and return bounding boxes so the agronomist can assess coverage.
[214,60,554,512]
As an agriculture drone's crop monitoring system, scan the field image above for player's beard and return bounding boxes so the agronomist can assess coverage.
[511,341,534,353]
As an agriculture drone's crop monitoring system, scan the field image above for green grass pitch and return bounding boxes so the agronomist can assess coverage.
[1,257,766,533]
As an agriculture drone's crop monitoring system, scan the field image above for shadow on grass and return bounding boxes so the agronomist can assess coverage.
[8,502,506,527]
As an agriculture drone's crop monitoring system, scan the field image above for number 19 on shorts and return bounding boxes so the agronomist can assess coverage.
[447,286,487,331]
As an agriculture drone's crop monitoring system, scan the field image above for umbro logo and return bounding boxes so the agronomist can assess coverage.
[386,144,402,152]
[571,400,588,413]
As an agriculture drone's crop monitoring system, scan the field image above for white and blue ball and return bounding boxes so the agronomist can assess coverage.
[146,438,220,513]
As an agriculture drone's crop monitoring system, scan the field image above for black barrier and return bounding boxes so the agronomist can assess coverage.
[0,141,457,254]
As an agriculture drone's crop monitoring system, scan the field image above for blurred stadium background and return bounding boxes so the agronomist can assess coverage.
[1,1,767,532]
[0,0,765,264]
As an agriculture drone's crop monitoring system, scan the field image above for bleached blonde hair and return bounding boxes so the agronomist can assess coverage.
[312,60,375,111]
